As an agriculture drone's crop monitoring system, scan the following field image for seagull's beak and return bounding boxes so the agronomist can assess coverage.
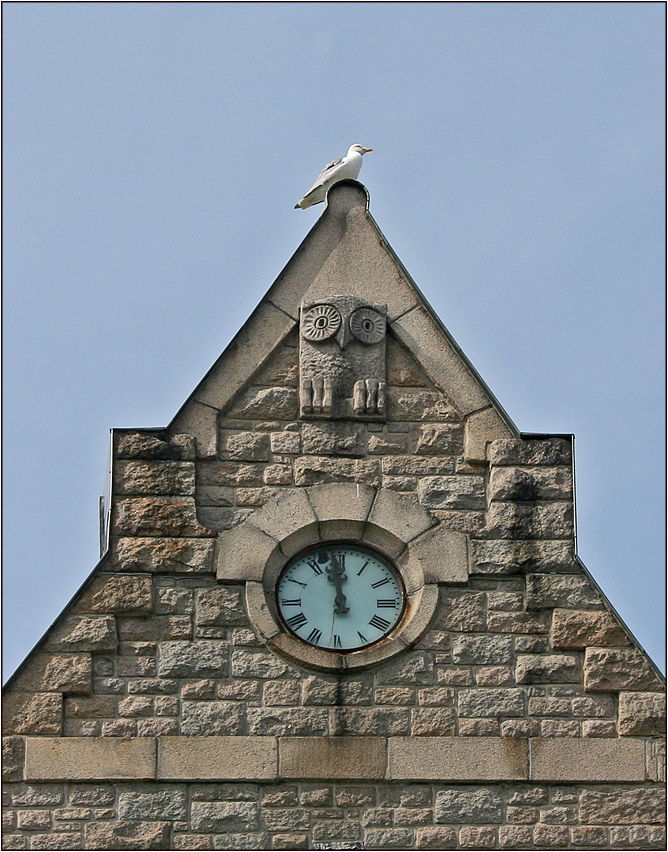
[363,148,373,153]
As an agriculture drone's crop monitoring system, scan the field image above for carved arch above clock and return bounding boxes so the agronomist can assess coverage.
[214,484,470,673]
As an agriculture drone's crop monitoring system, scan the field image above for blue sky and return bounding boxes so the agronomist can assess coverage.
[3,2,665,676]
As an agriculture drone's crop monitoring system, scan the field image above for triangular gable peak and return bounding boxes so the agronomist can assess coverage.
[170,180,516,461]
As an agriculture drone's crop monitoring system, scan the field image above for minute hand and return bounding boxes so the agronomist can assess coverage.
[326,554,350,614]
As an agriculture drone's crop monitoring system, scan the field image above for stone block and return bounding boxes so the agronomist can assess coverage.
[646,739,666,781]
[263,464,293,486]
[398,525,468,586]
[195,588,246,626]
[215,521,279,583]
[516,654,580,684]
[618,692,666,736]
[115,431,195,461]
[270,431,301,454]
[584,647,664,692]
[368,432,410,454]
[180,702,245,736]
[417,826,458,849]
[11,654,91,694]
[157,641,228,678]
[197,506,253,531]
[301,422,366,457]
[471,540,574,577]
[247,488,317,550]
[487,437,571,466]
[489,466,571,502]
[225,387,298,420]
[307,482,375,541]
[530,738,645,782]
[118,784,187,820]
[85,820,170,849]
[364,828,414,848]
[382,456,455,476]
[487,609,550,634]
[158,737,277,781]
[231,647,293,679]
[279,737,385,779]
[551,608,630,649]
[435,787,504,824]
[362,490,434,560]
[114,460,195,495]
[410,707,456,735]
[46,615,117,652]
[2,736,24,781]
[199,460,265,486]
[526,574,601,610]
[452,635,513,665]
[219,430,271,461]
[113,497,214,537]
[413,423,463,455]
[376,651,434,686]
[434,589,487,631]
[248,707,328,737]
[458,689,525,718]
[24,737,156,780]
[486,502,574,540]
[2,693,62,735]
[418,475,485,511]
[294,456,380,487]
[190,800,260,832]
[388,737,527,781]
[110,536,214,573]
[73,575,152,615]
[579,788,666,824]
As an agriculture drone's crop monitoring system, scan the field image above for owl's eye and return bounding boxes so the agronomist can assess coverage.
[349,307,386,344]
[301,304,342,341]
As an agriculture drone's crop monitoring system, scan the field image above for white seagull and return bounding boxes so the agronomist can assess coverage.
[295,144,372,209]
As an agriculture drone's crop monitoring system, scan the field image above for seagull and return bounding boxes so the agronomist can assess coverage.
[295,144,372,209]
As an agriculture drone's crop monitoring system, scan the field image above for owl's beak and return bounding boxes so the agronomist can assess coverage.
[335,321,353,350]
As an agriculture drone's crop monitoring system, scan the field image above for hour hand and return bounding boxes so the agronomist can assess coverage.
[326,553,350,615]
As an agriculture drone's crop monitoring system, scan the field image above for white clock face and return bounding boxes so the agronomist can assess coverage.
[276,544,405,651]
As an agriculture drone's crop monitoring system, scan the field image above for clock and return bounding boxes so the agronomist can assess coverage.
[276,543,405,651]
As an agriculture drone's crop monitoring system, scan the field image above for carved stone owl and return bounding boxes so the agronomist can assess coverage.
[299,295,387,421]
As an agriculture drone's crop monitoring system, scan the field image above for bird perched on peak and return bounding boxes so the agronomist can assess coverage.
[295,144,372,209]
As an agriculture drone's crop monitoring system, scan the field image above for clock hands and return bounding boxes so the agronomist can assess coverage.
[325,552,350,615]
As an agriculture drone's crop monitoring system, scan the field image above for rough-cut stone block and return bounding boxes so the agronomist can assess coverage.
[488,437,571,466]
[86,820,170,849]
[551,608,630,649]
[247,488,317,547]
[11,654,91,694]
[195,506,252,531]
[118,784,187,820]
[24,737,155,780]
[279,737,385,779]
[195,588,246,626]
[114,460,195,495]
[416,826,458,849]
[584,648,664,692]
[413,423,463,455]
[515,654,580,684]
[418,475,485,511]
[270,431,301,454]
[307,482,375,541]
[115,431,195,461]
[452,635,513,665]
[618,692,666,736]
[180,702,245,735]
[301,423,366,457]
[579,788,666,824]
[470,539,575,576]
[110,536,214,573]
[526,574,601,610]
[382,456,455,476]
[368,433,410,454]
[219,430,270,461]
[489,466,572,502]
[215,521,279,582]
[294,456,380,487]
[530,738,645,782]
[434,589,487,632]
[2,736,25,781]
[226,387,298,420]
[458,689,525,718]
[199,460,265,487]
[388,737,527,781]
[158,737,277,780]
[386,389,461,423]
[464,407,513,462]
[73,575,152,615]
[46,615,117,652]
[157,641,228,678]
[113,497,213,537]
[2,693,62,735]
[435,787,504,824]
[486,502,574,540]
[190,800,261,832]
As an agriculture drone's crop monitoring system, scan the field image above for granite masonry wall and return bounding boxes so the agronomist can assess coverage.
[3,323,665,850]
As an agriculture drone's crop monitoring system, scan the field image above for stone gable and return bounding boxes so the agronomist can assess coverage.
[3,180,665,850]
